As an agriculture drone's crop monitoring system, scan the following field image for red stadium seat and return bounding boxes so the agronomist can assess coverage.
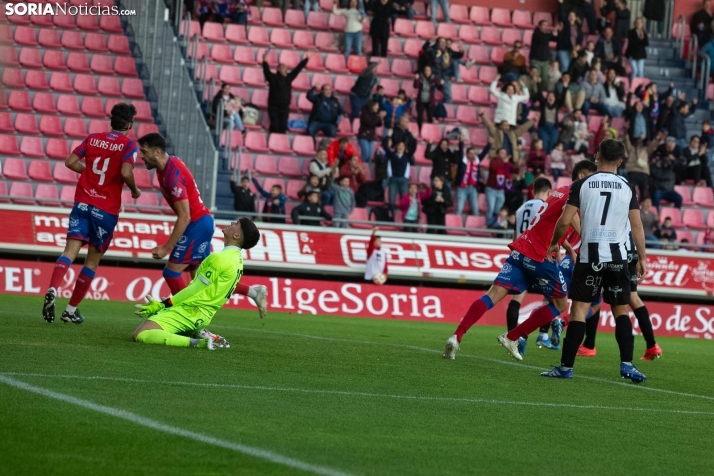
[467,86,490,105]
[470,6,491,25]
[254,155,279,175]
[349,208,370,228]
[15,113,39,134]
[390,58,413,78]
[334,75,355,94]
[436,23,457,40]
[136,123,159,137]
[683,209,707,230]
[480,27,502,46]
[0,134,21,155]
[211,44,233,63]
[420,123,442,142]
[466,216,490,236]
[268,133,292,154]
[446,214,466,235]
[491,8,513,27]
[99,15,123,33]
[285,9,306,28]
[451,84,468,104]
[4,158,29,180]
[325,54,348,73]
[311,73,333,89]
[107,35,130,55]
[346,56,367,75]
[60,186,76,206]
[36,184,60,206]
[0,45,19,67]
[449,5,469,24]
[19,47,43,68]
[63,118,87,138]
[305,53,325,72]
[14,26,37,46]
[456,105,479,125]
[202,22,225,42]
[247,26,271,46]
[458,25,480,44]
[0,24,12,44]
[8,10,31,24]
[244,131,269,152]
[2,68,25,88]
[395,19,415,37]
[328,12,346,31]
[39,115,64,136]
[45,49,71,70]
[58,30,83,50]
[659,207,682,227]
[270,29,292,48]
[533,12,553,26]
[513,10,533,29]
[523,29,534,47]
[278,156,303,177]
[285,180,303,201]
[77,74,100,95]
[225,24,248,44]
[88,119,111,134]
[388,38,403,55]
[90,54,113,74]
[693,187,714,208]
[10,182,34,205]
[79,96,104,117]
[115,56,138,76]
[674,185,694,206]
[121,190,136,212]
[47,71,71,92]
[502,29,522,46]
[294,31,316,50]
[76,14,100,31]
[8,91,32,111]
[0,112,13,132]
[46,138,70,160]
[19,136,44,157]
[242,67,265,87]
[53,13,76,29]
[415,21,435,39]
[404,39,423,58]
[262,7,284,26]
[297,92,313,113]
[468,45,490,64]
[250,88,269,109]
[468,127,488,147]
[84,32,109,52]
[479,65,498,84]
[121,78,145,99]
[217,65,241,86]
[292,135,316,156]
[136,193,161,214]
[29,11,53,27]
[279,49,302,69]
[307,11,329,30]
[291,73,310,92]
[28,161,53,182]
[133,168,153,190]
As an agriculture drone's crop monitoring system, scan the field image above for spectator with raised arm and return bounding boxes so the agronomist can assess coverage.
[490,75,530,127]
[668,93,698,149]
[414,65,444,129]
[339,155,369,192]
[556,0,582,73]
[326,137,358,167]
[350,62,379,120]
[529,20,558,84]
[483,147,512,227]
[385,114,418,157]
[381,95,411,132]
[306,84,345,140]
[252,172,287,224]
[683,135,713,187]
[480,107,534,165]
[613,0,631,41]
[568,51,591,83]
[357,101,385,163]
[263,50,311,134]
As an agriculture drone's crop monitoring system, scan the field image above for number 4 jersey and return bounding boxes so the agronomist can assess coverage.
[73,132,139,216]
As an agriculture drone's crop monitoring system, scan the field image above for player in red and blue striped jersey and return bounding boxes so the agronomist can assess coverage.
[43,103,142,324]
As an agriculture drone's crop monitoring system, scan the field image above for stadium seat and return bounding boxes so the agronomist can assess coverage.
[278,156,303,177]
[677,230,695,245]
[39,115,64,136]
[15,113,39,134]
[388,38,403,55]
[75,14,99,31]
[345,56,367,75]
[466,216,490,236]
[327,12,346,31]
[491,8,513,27]
[242,67,267,87]
[523,29,534,46]
[107,35,130,55]
[292,31,314,50]
[502,29,522,46]
[292,135,316,156]
[659,207,682,227]
[451,84,468,104]
[202,22,225,42]
[247,26,271,46]
[470,6,491,25]
[286,180,303,201]
[479,65,498,84]
[121,78,145,99]
[8,91,32,111]
[391,58,414,78]
[415,21,436,39]
[59,186,75,206]
[490,46,508,64]
[57,30,82,50]
[311,73,333,89]
[284,9,306,28]
[79,96,104,117]
[404,39,423,58]
[114,56,138,76]
[14,26,37,46]
[89,54,113,74]
[395,19,415,37]
[28,161,53,182]
[133,168,153,190]
[262,7,284,26]
[136,123,159,137]
[45,49,71,70]
[224,24,248,44]
[674,185,694,206]
[254,155,279,175]
[420,123,442,142]
[456,105,479,125]
[38,70,61,92]
[513,10,534,29]
[19,136,43,157]
[136,193,160,214]
[307,11,329,30]
[234,45,259,66]
[64,118,88,138]
[9,182,34,205]
[0,45,19,67]
[210,44,233,64]
[334,75,355,94]
[76,74,101,95]
[468,127,488,147]
[693,187,714,208]
[305,54,325,72]
[450,5,469,24]
[683,209,707,230]
[53,12,76,29]
[380,78,400,97]
[349,208,371,228]
[268,133,292,154]
[244,131,269,152]
[84,32,109,52]
[99,15,123,33]
[0,112,13,132]
[0,134,21,156]
[35,184,60,206]
[269,29,292,48]
[325,54,348,73]
[4,158,29,180]
[467,86,490,105]
[89,119,111,134]
[19,47,43,68]
[533,12,553,26]
[436,23,457,40]
[46,138,70,160]
[468,45,490,65]
[2,68,25,88]
[216,65,241,86]
[249,88,269,110]
[445,214,466,235]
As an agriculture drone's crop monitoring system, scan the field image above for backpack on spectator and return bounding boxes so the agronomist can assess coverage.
[242,105,260,126]
[370,206,394,223]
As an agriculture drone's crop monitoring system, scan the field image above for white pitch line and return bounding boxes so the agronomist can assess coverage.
[0,375,353,476]
[3,372,713,417]
[212,326,714,402]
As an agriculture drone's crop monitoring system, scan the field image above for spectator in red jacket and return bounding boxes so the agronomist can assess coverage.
[339,156,368,193]
[326,137,358,167]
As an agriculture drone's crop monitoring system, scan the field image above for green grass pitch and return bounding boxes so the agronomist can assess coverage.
[1,293,713,476]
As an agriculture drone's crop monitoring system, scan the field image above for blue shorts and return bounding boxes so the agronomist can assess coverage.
[495,250,568,299]
[169,214,214,267]
[67,203,118,254]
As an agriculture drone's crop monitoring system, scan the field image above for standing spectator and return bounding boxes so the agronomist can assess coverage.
[425,139,457,186]
[520,66,544,112]
[298,175,323,201]
[263,51,310,134]
[291,190,332,226]
[546,60,563,92]
[310,149,338,204]
[357,101,385,163]
[490,75,530,127]
[568,51,591,83]
[212,83,244,132]
[640,198,659,246]
[484,148,512,227]
[554,72,585,112]
[526,139,548,176]
[393,0,415,24]
[581,68,608,116]
[529,21,558,84]
[387,115,418,157]
[414,66,444,129]
[339,155,369,192]
[643,0,665,37]
[331,176,356,227]
[229,175,256,214]
[668,95,698,149]
[624,134,656,200]
[575,0,597,34]
[304,0,320,21]
[625,93,651,142]
[372,85,386,106]
[656,91,676,132]
[306,84,345,140]
[381,95,411,132]
[655,217,678,249]
[538,92,561,153]
[602,69,626,117]
[637,82,662,134]
[350,62,379,120]
[692,0,714,45]
[480,108,533,165]
[501,41,529,84]
[453,140,480,216]
[333,0,366,62]
[435,52,457,104]
[369,0,394,58]
[386,141,414,213]
[613,0,631,41]
[252,173,287,224]
[650,138,683,209]
[627,18,649,80]
[683,136,713,186]
[429,0,450,25]
[594,27,624,76]
[422,176,452,234]
[327,137,359,167]
[400,183,427,232]
[549,142,567,181]
[556,1,582,73]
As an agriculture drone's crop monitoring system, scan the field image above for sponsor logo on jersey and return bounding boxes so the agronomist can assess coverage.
[69,218,79,227]
[198,242,208,254]
[87,188,107,200]
[591,263,604,272]
[91,208,104,219]
[609,286,623,299]
[501,262,512,274]
[510,250,520,260]
[78,203,89,211]
[96,227,107,240]
[589,229,618,240]
[178,235,188,244]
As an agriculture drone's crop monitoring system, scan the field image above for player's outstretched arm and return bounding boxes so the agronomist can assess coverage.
[628,209,648,281]
[153,200,191,260]
[121,163,141,199]
[65,153,85,174]
[547,204,578,262]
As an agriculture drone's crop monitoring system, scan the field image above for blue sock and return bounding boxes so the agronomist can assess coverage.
[80,266,95,279]
[163,268,182,279]
[57,255,71,267]
[480,295,494,311]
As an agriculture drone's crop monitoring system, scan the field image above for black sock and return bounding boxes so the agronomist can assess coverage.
[506,300,521,331]
[633,306,656,349]
[560,321,586,368]
[615,315,634,363]
[539,324,550,333]
[582,311,600,349]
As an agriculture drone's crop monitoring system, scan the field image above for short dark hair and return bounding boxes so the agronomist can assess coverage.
[137,132,166,152]
[533,177,552,195]
[239,217,260,250]
[110,102,136,131]
[572,160,597,180]
[271,184,282,191]
[397,89,406,95]
[598,139,626,163]
[690,135,701,142]
[221,82,230,89]
[339,137,349,145]
[466,147,475,155]
[241,176,249,182]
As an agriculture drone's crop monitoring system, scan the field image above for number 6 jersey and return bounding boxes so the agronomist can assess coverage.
[567,171,638,263]
[72,131,139,215]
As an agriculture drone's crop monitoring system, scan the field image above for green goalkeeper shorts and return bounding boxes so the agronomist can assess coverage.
[149,306,211,335]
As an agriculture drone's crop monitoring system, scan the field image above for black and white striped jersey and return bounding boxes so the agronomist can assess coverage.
[567,171,638,263]
[514,198,545,239]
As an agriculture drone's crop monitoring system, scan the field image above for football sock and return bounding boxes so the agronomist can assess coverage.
[506,303,560,341]
[506,301,521,331]
[67,266,95,309]
[539,324,550,333]
[49,255,72,290]
[633,306,657,348]
[135,329,191,347]
[560,314,570,326]
[582,310,600,349]
[454,295,494,343]
[615,314,635,363]
[560,321,586,368]
[163,268,186,295]
[235,282,250,296]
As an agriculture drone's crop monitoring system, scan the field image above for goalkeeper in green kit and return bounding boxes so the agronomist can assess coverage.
[133,218,261,349]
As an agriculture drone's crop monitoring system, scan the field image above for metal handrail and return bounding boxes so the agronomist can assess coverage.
[215,99,225,147]
[689,34,699,79]
[676,14,687,58]
[190,33,198,72]
[699,55,711,100]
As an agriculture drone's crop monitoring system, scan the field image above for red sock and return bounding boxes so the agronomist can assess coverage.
[49,256,71,290]
[454,297,492,343]
[561,313,570,326]
[163,273,186,295]
[69,267,94,307]
[507,304,560,341]
[234,283,250,296]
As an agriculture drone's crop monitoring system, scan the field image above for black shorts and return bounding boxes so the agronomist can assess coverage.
[569,261,631,306]
[628,257,638,292]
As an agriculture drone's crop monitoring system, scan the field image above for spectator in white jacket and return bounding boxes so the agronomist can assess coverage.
[333,0,366,62]
[490,75,529,127]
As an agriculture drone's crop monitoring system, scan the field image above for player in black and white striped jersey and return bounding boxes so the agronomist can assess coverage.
[506,178,553,351]
[543,139,649,383]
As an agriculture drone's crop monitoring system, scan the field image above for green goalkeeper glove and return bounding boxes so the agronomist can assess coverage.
[134,295,167,318]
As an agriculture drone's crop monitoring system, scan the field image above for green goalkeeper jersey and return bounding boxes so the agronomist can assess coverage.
[170,245,244,318]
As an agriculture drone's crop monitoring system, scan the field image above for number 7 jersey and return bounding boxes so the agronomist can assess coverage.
[73,132,139,215]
